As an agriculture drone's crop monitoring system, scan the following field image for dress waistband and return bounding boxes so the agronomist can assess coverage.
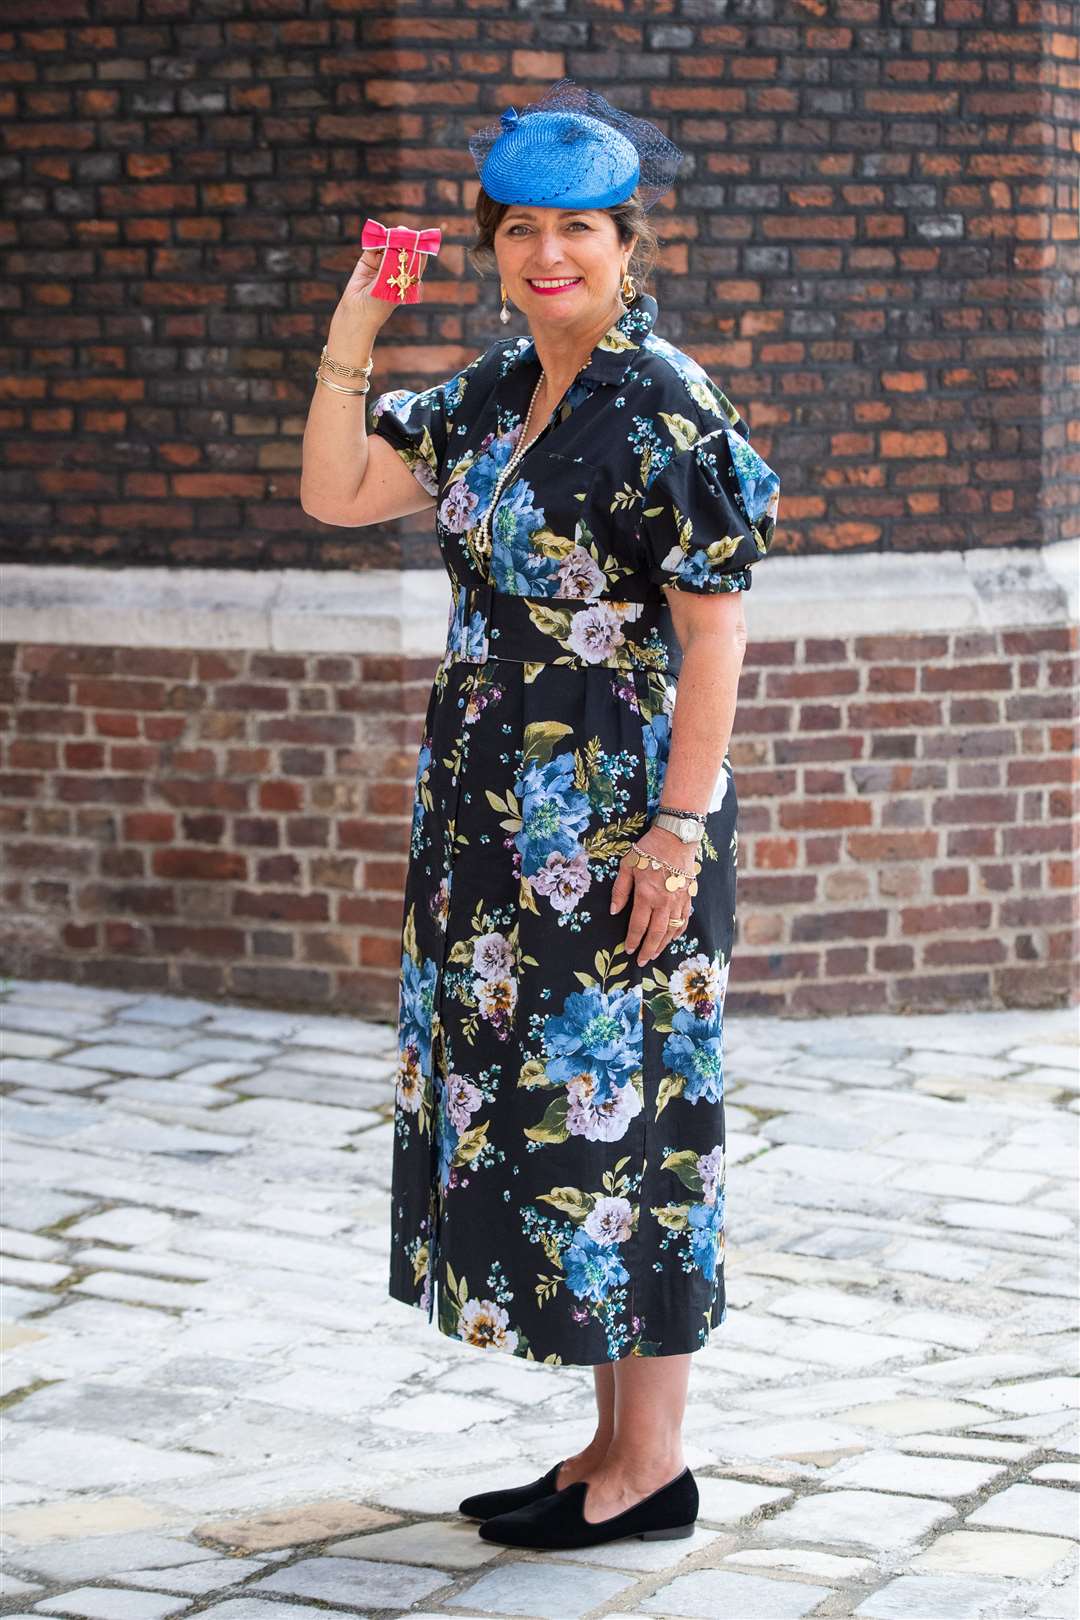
[442,580,682,674]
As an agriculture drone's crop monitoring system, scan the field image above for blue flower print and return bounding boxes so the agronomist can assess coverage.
[662,1006,724,1104]
[438,425,523,535]
[687,1199,725,1281]
[727,428,781,527]
[400,953,438,1076]
[490,477,561,597]
[544,982,642,1105]
[562,1228,630,1304]
[514,752,592,877]
[642,710,671,813]
[445,588,488,663]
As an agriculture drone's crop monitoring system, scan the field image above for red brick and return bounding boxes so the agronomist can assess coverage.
[259,780,303,812]
[233,890,329,922]
[124,812,175,842]
[152,849,247,882]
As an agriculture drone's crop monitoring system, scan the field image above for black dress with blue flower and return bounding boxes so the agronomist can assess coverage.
[369,293,780,1366]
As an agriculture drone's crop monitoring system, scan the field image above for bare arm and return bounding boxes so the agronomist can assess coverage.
[611,589,748,965]
[300,252,438,529]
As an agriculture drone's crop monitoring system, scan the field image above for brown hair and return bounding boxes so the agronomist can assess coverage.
[468,187,660,288]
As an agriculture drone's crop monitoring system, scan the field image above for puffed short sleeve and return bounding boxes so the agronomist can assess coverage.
[642,424,780,594]
[366,381,452,499]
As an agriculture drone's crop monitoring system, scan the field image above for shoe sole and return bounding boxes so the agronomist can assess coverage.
[640,1521,696,1540]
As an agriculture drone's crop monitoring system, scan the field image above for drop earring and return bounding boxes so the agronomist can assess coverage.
[500,281,511,325]
[621,270,636,302]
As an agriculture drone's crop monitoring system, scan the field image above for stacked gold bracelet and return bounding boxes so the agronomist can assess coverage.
[315,343,374,396]
[628,843,700,896]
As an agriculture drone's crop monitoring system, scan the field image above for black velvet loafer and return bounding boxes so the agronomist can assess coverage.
[477,1465,698,1549]
[458,1459,566,1522]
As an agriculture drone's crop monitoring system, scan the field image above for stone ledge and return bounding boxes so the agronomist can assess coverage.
[2,541,1076,654]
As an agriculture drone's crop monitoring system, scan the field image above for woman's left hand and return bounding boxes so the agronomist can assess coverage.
[610,827,697,966]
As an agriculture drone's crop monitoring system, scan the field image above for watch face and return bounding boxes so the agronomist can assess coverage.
[678,822,697,842]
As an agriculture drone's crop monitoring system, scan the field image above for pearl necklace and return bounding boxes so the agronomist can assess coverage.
[475,370,547,561]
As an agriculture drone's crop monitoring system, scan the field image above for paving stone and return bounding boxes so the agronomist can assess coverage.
[875,1129,991,1164]
[640,1568,832,1618]
[66,1209,177,1246]
[550,1527,724,1574]
[896,1435,1037,1463]
[71,1271,203,1309]
[371,1391,514,1432]
[194,1501,400,1553]
[890,1162,1049,1203]
[724,1547,877,1579]
[977,1412,1080,1445]
[446,1560,637,1617]
[962,1377,1080,1416]
[5,1431,218,1494]
[833,1395,998,1433]
[823,1451,1006,1497]
[116,1557,265,1595]
[762,1287,891,1328]
[854,1573,1022,1618]
[1031,1463,1080,1483]
[885,1311,992,1351]
[999,1261,1080,1299]
[966,1483,1080,1539]
[100,1077,227,1109]
[912,1529,1075,1577]
[886,1237,996,1280]
[764,1487,954,1550]
[328,1520,503,1568]
[911,1353,1054,1387]
[0,1572,43,1598]
[32,1591,190,1619]
[696,1476,794,1523]
[0,1255,69,1288]
[939,1200,1074,1237]
[786,1225,893,1261]
[4,1102,105,1141]
[1,983,1076,1620]
[64,1045,191,1078]
[0,1058,110,1091]
[198,1605,371,1620]
[0,1032,72,1059]
[249,1554,449,1608]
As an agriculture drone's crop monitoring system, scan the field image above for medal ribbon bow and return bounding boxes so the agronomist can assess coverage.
[361,219,442,256]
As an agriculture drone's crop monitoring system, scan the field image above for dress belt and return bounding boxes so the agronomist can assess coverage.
[442,578,682,674]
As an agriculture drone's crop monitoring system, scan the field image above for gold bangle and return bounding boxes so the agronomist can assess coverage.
[314,368,371,396]
[320,343,374,379]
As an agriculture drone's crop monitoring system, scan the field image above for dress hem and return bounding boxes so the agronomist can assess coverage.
[386,1282,727,1368]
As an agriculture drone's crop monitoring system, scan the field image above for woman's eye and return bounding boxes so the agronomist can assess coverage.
[504,221,590,235]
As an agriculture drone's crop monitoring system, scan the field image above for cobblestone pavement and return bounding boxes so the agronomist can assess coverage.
[1,978,1077,1620]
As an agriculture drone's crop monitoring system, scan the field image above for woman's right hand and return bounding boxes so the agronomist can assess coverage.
[335,245,422,332]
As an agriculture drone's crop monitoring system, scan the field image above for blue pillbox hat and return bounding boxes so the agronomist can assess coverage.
[469,79,682,212]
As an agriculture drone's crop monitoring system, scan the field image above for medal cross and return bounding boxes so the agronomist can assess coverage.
[387,247,417,302]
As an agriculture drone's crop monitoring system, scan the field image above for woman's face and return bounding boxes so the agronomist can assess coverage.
[493,206,630,333]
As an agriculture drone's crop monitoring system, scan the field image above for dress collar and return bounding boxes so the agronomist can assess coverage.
[509,293,658,388]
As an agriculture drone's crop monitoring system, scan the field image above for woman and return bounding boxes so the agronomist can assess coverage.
[300,82,780,1552]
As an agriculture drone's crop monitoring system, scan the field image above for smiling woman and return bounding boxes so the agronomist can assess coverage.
[471,193,659,282]
[302,77,781,1552]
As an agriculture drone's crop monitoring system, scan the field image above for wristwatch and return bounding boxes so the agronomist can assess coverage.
[654,811,705,845]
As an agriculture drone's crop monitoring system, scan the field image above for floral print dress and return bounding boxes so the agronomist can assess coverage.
[369,293,780,1366]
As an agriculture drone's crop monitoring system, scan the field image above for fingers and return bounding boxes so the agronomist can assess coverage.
[637,906,678,967]
[610,861,633,915]
[618,861,692,965]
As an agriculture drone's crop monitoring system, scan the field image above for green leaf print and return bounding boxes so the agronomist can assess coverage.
[524,1093,570,1145]
[661,1150,706,1195]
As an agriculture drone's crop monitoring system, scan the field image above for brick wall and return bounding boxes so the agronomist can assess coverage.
[4,576,1076,1017]
[1,641,430,1016]
[1,2,1077,571]
[2,5,1077,1018]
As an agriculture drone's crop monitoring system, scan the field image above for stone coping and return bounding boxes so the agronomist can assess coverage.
[2,541,1077,654]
